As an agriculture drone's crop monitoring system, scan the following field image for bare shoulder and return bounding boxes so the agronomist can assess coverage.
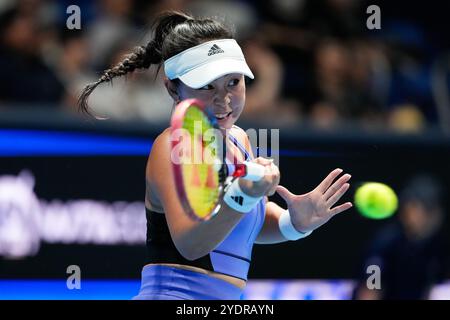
[154,127,172,146]
[153,128,172,154]
[146,128,172,178]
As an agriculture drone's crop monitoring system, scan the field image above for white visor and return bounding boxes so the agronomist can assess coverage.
[164,39,254,89]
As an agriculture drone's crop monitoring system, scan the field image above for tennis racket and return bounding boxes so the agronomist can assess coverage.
[170,98,265,221]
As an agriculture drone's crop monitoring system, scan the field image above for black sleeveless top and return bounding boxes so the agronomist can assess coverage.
[145,207,213,269]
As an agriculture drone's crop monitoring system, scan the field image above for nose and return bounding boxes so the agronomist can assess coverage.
[213,91,231,109]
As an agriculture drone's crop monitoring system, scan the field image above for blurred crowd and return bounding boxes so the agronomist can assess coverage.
[0,0,449,132]
[353,174,448,300]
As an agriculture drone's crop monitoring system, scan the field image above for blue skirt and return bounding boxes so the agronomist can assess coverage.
[133,265,244,300]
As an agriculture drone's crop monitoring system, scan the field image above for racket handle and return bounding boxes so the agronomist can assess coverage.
[228,161,265,181]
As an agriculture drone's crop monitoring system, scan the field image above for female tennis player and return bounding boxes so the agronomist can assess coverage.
[78,11,352,300]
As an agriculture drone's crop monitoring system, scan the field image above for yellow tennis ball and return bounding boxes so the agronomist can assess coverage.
[354,182,398,219]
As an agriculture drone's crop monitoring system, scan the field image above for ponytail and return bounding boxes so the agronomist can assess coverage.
[78,10,232,118]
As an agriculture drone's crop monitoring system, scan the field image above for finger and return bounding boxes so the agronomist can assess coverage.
[266,165,280,196]
[269,161,279,172]
[263,163,274,176]
[273,167,280,186]
[326,183,350,207]
[268,162,280,178]
[267,174,280,196]
[275,185,295,204]
[316,168,343,194]
[330,202,353,216]
[262,161,278,176]
[323,173,351,201]
[254,157,274,166]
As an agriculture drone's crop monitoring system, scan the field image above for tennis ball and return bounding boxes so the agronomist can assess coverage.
[354,182,398,219]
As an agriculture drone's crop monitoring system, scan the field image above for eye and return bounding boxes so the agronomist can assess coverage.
[228,78,240,87]
[199,84,214,90]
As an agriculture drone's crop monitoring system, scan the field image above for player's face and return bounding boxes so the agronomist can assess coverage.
[177,73,246,129]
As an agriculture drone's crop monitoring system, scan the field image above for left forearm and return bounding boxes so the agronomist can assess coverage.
[255,201,289,244]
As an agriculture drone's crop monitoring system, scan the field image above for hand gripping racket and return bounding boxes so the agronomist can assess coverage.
[170,98,264,221]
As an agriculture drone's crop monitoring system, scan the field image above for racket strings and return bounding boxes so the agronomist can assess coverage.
[181,105,220,218]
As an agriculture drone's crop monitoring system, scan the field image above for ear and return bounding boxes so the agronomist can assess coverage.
[164,77,180,103]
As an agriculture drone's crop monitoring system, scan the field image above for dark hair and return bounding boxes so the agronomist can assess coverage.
[400,174,444,211]
[78,11,233,118]
[0,7,17,34]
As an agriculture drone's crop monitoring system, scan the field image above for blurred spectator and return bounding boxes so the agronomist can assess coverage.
[241,39,302,126]
[387,103,427,133]
[299,0,366,38]
[353,174,448,300]
[0,3,65,106]
[188,0,257,41]
[301,39,382,129]
[56,29,96,112]
[0,0,447,131]
[85,0,139,70]
[431,53,450,135]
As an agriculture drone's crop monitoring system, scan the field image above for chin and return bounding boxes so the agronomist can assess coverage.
[219,118,238,130]
[218,123,233,130]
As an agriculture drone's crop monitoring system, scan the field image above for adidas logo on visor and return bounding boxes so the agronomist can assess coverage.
[208,44,225,56]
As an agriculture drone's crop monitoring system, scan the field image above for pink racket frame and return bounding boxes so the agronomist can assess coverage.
[170,98,219,221]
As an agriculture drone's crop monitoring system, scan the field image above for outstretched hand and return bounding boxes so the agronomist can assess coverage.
[276,169,353,233]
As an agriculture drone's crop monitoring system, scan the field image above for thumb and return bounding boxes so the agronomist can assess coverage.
[276,185,295,204]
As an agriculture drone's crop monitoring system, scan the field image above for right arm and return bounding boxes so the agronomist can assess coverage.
[146,129,278,261]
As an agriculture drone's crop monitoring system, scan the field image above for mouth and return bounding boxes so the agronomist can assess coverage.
[214,111,233,121]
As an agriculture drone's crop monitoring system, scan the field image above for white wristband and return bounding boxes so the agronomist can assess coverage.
[278,209,312,241]
[223,179,262,213]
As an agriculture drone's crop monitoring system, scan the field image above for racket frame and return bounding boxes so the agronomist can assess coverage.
[170,98,226,221]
